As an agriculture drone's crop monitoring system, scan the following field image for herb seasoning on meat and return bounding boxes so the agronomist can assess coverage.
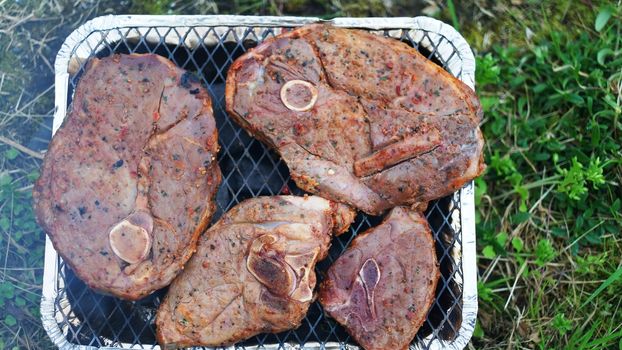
[226,24,485,215]
[33,54,221,300]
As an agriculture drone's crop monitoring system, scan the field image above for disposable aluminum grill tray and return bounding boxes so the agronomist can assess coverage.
[41,15,478,350]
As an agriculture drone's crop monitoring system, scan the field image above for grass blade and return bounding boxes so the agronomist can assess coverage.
[586,328,622,348]
[595,7,612,32]
[446,0,460,31]
[581,263,622,308]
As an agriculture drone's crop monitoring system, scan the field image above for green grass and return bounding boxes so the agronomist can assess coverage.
[461,1,622,348]
[0,0,621,349]
[0,1,60,348]
[466,1,622,349]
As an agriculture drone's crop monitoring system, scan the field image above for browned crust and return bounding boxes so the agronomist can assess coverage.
[33,53,221,300]
[318,208,440,350]
[225,24,484,215]
[155,195,348,347]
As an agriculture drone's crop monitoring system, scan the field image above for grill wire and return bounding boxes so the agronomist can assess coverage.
[54,25,465,349]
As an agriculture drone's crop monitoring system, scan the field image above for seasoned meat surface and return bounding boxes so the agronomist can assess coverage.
[156,195,354,348]
[226,24,485,215]
[319,207,439,350]
[33,54,221,300]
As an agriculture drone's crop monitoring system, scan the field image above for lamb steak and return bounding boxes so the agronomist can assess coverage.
[156,195,354,348]
[319,207,439,350]
[226,24,485,215]
[33,54,221,300]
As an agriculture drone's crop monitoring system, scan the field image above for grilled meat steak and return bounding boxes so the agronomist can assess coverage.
[33,54,221,300]
[226,24,485,215]
[156,196,354,348]
[319,207,439,350]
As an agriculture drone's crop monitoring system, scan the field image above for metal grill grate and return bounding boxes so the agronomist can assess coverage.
[46,18,473,350]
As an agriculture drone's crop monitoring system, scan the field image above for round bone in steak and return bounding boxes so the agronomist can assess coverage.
[33,54,221,300]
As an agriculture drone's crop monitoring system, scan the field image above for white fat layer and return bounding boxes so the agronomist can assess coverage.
[247,66,265,98]
[283,195,331,212]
